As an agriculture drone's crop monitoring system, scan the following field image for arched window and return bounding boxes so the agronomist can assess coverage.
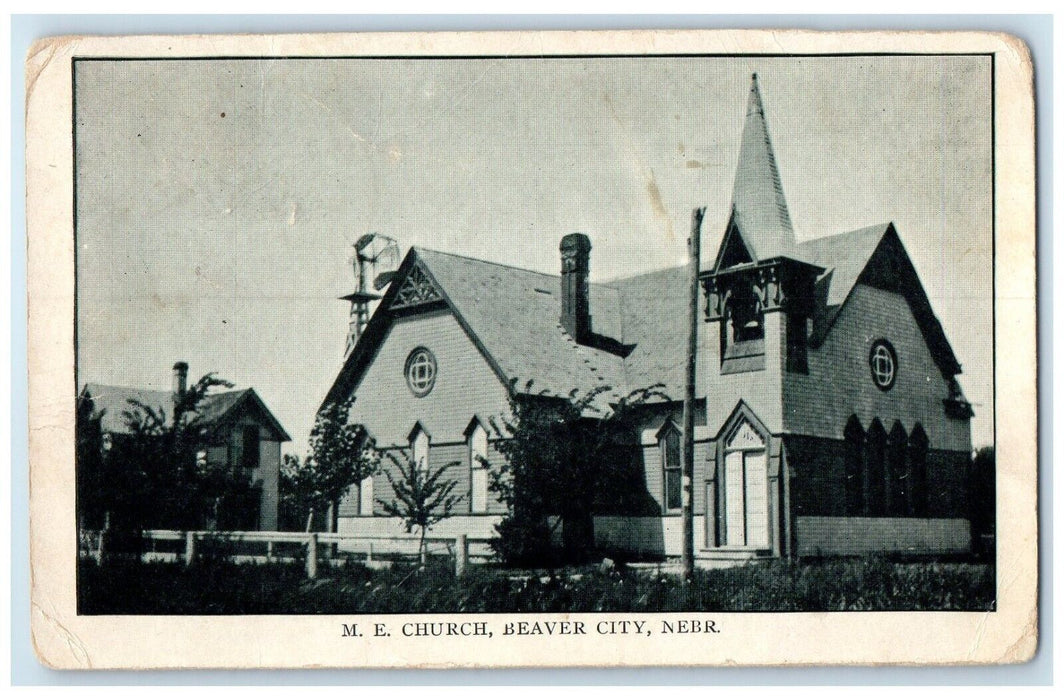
[888,422,909,516]
[410,424,430,475]
[468,421,489,513]
[660,424,682,512]
[909,424,929,517]
[843,416,865,516]
[358,475,374,516]
[865,420,887,516]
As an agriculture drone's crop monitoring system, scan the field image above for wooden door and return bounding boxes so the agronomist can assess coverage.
[724,451,746,546]
[722,419,769,549]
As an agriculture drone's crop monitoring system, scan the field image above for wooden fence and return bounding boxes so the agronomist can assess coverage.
[80,529,493,578]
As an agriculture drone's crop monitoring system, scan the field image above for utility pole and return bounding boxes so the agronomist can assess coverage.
[682,207,704,581]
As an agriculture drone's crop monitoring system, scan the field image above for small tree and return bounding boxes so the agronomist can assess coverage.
[488,379,667,566]
[377,451,463,564]
[81,373,244,539]
[280,396,379,532]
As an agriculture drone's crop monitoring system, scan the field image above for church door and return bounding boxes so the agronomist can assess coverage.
[722,421,770,548]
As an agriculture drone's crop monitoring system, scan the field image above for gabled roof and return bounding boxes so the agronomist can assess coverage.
[81,384,291,442]
[798,222,962,376]
[798,222,892,340]
[416,249,628,403]
[324,218,964,419]
[325,248,629,412]
[724,74,797,264]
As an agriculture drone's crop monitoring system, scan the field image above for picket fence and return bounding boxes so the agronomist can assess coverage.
[80,529,494,578]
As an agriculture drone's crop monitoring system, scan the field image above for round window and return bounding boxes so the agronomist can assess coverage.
[869,339,897,391]
[405,347,437,397]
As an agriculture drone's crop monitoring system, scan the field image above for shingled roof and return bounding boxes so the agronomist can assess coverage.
[414,249,628,405]
[81,384,291,441]
[798,223,892,342]
[326,214,962,415]
[728,74,798,262]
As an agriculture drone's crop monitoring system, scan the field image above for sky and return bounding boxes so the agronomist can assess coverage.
[74,55,994,450]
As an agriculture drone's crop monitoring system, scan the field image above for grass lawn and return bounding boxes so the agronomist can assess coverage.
[78,555,995,614]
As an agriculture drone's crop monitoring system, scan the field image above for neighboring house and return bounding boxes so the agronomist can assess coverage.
[322,75,975,562]
[79,362,290,531]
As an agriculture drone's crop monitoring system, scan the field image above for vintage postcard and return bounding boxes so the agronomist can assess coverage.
[27,29,1037,669]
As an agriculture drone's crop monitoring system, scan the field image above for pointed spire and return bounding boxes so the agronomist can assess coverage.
[729,73,796,260]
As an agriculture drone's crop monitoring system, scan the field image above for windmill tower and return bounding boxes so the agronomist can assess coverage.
[341,233,399,356]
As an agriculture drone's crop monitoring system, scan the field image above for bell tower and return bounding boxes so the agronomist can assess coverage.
[701,75,822,376]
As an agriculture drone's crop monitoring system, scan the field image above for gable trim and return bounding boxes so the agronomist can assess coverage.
[462,414,491,438]
[322,249,515,410]
[712,209,756,272]
[407,420,432,443]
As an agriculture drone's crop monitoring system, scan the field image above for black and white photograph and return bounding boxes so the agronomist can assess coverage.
[26,29,1037,669]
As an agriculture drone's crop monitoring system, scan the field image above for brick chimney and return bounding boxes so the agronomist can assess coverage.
[559,233,592,343]
[172,361,188,397]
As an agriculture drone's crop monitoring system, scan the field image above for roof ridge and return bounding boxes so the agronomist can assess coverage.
[797,222,892,248]
[415,245,646,292]
[413,246,560,280]
[601,264,686,286]
[83,382,248,396]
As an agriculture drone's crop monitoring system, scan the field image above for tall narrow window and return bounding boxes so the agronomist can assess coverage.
[469,422,489,513]
[786,313,808,373]
[661,425,682,511]
[411,426,429,475]
[865,421,887,516]
[241,425,259,471]
[909,425,929,517]
[888,422,909,516]
[843,416,865,516]
[358,475,374,516]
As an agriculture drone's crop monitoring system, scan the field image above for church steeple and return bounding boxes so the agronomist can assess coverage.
[728,73,796,262]
[701,75,823,378]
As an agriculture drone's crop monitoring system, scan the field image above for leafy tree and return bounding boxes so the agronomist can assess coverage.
[78,373,251,542]
[969,445,996,558]
[377,451,463,564]
[76,394,107,530]
[280,396,380,532]
[487,379,668,566]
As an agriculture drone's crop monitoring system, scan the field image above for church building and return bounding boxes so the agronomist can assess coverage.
[321,75,975,562]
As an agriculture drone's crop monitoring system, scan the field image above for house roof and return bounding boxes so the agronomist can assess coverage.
[81,384,291,442]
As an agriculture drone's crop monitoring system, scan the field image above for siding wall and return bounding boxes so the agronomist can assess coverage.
[216,416,282,531]
[639,440,711,515]
[336,514,502,558]
[347,308,511,447]
[594,515,708,557]
[796,516,971,556]
[257,440,280,530]
[783,285,971,451]
[701,311,786,434]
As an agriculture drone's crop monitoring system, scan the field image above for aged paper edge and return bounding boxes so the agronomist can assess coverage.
[26,29,1037,670]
